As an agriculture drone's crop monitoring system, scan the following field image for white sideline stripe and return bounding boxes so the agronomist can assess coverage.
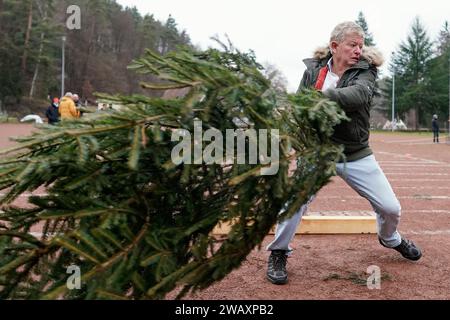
[382,138,433,143]
[379,164,450,167]
[326,186,450,190]
[379,163,450,168]
[317,196,450,200]
[392,186,450,189]
[378,160,431,163]
[376,151,447,165]
[305,210,450,215]
[378,162,439,165]
[385,171,450,174]
[404,230,450,235]
[379,160,432,163]
[399,143,442,145]
[325,188,450,192]
[388,179,449,182]
[402,210,450,213]
[379,164,450,168]
[385,173,450,176]
[381,168,450,171]
[326,183,450,189]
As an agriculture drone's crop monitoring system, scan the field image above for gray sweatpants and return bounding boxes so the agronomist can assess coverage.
[267,154,402,253]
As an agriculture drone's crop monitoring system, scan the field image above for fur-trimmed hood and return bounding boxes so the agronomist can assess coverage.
[312,45,384,67]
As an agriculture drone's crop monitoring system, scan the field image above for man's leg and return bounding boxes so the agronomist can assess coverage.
[265,198,312,284]
[336,155,401,247]
[336,155,421,260]
[266,203,308,252]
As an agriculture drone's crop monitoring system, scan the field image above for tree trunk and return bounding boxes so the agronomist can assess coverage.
[415,106,420,130]
[0,0,4,30]
[21,0,33,73]
[80,16,96,93]
[0,0,4,42]
[29,32,45,98]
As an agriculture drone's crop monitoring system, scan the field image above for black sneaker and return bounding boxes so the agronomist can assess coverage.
[267,250,288,285]
[379,237,422,261]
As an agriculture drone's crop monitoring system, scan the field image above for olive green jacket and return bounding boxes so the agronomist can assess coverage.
[298,46,384,161]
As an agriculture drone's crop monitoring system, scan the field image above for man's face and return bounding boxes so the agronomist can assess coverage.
[331,33,364,68]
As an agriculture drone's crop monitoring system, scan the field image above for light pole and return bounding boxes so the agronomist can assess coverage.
[61,36,66,98]
[391,52,396,132]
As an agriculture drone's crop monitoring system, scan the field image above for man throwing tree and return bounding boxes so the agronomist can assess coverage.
[266,21,422,285]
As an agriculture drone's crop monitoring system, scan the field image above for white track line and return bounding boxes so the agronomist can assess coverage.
[388,179,449,182]
[404,230,450,235]
[324,187,450,191]
[397,186,450,189]
[379,164,450,167]
[378,161,437,164]
[398,143,442,145]
[326,186,450,190]
[381,138,433,143]
[316,196,450,200]
[305,209,450,215]
[381,166,445,169]
[378,164,431,166]
[376,151,448,165]
[384,173,450,176]
[401,210,450,213]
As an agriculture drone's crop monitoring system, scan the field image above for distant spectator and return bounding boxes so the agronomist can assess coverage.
[45,97,60,125]
[59,92,80,120]
[73,94,84,117]
[432,114,439,143]
[73,94,80,107]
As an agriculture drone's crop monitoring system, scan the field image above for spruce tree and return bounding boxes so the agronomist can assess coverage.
[389,17,433,129]
[425,21,450,125]
[0,44,347,299]
[355,12,375,47]
[436,21,450,55]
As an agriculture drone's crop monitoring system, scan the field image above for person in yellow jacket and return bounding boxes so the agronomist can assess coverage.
[58,92,80,120]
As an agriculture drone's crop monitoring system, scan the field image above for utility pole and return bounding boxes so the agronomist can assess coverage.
[392,52,396,132]
[61,36,66,98]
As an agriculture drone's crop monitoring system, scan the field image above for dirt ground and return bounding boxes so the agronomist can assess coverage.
[1,124,450,300]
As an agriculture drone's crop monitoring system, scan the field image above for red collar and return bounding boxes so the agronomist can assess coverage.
[314,66,329,91]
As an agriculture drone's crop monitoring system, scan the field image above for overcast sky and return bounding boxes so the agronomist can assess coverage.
[117,0,450,92]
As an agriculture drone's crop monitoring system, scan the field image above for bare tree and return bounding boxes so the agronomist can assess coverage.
[263,62,288,93]
[21,0,33,73]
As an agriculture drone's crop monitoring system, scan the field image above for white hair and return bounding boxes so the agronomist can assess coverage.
[65,92,73,97]
[330,21,365,43]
